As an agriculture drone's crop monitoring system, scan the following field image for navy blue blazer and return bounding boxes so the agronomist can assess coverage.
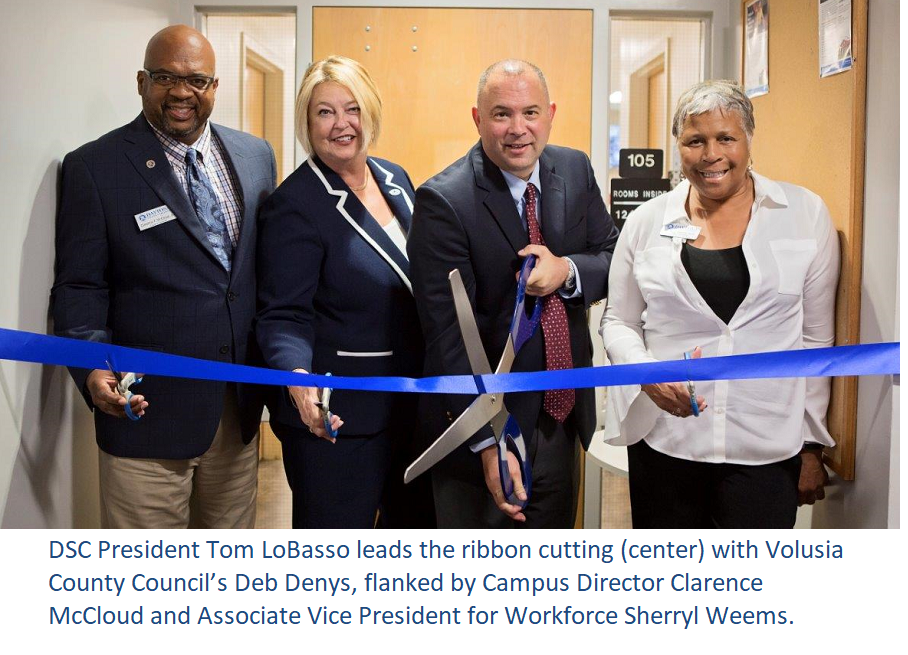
[255,155,424,436]
[51,114,276,459]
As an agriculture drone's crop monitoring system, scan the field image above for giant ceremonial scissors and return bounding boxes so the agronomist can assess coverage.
[404,256,542,508]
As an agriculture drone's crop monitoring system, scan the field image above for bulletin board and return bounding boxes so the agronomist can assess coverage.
[743,0,867,479]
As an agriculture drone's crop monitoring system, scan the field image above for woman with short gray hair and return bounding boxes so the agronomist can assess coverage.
[601,80,839,528]
[671,79,756,142]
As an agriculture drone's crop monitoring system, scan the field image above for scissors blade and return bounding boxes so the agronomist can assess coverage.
[105,358,123,384]
[319,385,332,412]
[449,269,493,376]
[405,393,501,483]
[493,336,517,376]
[490,405,509,439]
[480,337,518,438]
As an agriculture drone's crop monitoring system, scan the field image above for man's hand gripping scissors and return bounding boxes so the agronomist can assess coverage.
[404,256,542,510]
[105,357,144,421]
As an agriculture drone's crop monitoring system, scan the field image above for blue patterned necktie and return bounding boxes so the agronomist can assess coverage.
[185,148,233,272]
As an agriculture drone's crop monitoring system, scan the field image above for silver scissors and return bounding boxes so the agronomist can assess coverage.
[683,350,700,417]
[405,255,542,507]
[314,372,339,438]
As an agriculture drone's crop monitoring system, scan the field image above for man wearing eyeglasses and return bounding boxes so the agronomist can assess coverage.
[51,25,276,528]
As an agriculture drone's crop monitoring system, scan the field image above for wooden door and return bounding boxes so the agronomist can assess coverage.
[647,67,666,150]
[313,7,593,185]
[743,0,869,479]
[244,63,266,139]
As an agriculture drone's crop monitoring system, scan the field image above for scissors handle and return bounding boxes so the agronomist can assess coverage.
[122,388,142,421]
[107,357,143,421]
[496,415,532,509]
[494,256,542,509]
[322,414,337,438]
[510,255,543,352]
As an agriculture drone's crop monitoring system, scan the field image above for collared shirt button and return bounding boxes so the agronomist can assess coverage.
[219,345,230,354]
[227,291,237,301]
[716,407,725,415]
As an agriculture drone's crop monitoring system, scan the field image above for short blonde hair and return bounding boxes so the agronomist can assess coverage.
[295,55,382,155]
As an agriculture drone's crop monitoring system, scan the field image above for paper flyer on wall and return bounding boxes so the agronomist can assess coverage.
[744,0,769,97]
[819,0,853,77]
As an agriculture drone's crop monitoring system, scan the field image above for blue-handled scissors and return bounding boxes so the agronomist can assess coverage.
[683,350,700,417]
[106,357,144,421]
[404,256,542,509]
[314,372,339,439]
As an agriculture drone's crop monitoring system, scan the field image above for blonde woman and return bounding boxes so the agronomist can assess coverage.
[256,56,431,528]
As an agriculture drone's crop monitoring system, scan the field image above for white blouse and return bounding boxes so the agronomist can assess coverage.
[382,216,409,259]
[599,172,839,465]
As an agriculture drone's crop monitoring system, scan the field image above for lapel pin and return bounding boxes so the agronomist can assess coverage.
[146,160,156,169]
[389,188,401,196]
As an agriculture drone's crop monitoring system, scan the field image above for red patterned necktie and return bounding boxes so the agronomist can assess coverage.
[524,182,575,422]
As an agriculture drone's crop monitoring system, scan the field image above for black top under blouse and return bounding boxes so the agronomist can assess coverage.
[680,243,750,324]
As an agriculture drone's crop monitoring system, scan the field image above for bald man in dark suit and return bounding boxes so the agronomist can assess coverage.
[52,25,276,528]
[408,60,619,528]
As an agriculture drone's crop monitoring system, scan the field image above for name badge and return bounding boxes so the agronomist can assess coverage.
[134,205,177,232]
[660,221,702,241]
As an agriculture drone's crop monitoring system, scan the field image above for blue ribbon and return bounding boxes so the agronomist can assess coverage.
[0,327,898,395]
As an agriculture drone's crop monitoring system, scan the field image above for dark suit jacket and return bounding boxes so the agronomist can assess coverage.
[51,114,276,459]
[408,142,618,471]
[255,155,424,436]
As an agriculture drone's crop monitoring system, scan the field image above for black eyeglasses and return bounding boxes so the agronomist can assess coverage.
[141,69,216,91]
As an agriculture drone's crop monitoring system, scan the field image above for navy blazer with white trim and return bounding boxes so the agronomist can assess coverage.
[255,155,424,435]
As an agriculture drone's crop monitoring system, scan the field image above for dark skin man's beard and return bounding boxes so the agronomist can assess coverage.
[161,118,200,139]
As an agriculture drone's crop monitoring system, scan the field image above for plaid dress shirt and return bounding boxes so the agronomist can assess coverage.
[148,119,243,246]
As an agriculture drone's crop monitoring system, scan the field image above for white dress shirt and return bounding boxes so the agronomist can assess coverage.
[599,172,839,465]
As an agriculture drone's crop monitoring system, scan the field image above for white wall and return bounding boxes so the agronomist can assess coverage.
[0,0,178,527]
[811,0,900,528]
[725,0,900,528]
